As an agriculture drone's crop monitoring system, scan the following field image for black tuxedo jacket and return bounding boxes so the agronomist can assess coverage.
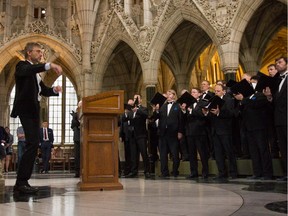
[274,77,287,127]
[127,105,148,139]
[185,101,207,136]
[39,128,54,144]
[11,61,58,118]
[240,92,270,131]
[209,94,235,135]
[156,102,184,137]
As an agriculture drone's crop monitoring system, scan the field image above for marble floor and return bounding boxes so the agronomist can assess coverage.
[0,172,287,216]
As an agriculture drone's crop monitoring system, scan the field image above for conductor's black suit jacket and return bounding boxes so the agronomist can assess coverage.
[11,61,58,118]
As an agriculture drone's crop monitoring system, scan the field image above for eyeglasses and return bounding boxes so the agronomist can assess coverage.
[31,49,42,53]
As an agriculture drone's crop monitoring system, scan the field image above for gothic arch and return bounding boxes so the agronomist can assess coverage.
[147,7,217,85]
[91,29,144,93]
[0,33,82,97]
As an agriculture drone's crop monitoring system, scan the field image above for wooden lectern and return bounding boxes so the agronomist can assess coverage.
[78,90,124,191]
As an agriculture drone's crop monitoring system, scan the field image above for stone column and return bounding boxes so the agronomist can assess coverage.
[176,73,189,95]
[124,0,133,16]
[75,0,100,96]
[24,0,33,28]
[46,0,54,29]
[4,0,11,39]
[143,0,152,25]
[223,68,237,81]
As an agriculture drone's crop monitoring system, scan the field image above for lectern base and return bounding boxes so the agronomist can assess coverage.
[78,182,123,191]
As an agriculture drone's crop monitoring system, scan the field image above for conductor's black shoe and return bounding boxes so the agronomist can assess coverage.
[13,185,39,194]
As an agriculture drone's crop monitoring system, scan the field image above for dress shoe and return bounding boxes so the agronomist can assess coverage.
[74,173,80,178]
[158,174,170,179]
[276,176,287,181]
[125,172,138,178]
[213,176,228,183]
[229,175,238,179]
[13,185,39,194]
[246,175,262,180]
[261,176,273,180]
[144,173,151,179]
[173,171,179,177]
[202,175,209,179]
[186,175,198,179]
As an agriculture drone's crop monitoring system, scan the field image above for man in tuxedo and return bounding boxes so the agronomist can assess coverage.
[274,56,287,181]
[39,121,54,174]
[154,89,183,177]
[125,95,150,178]
[200,80,215,159]
[185,88,209,179]
[234,80,273,180]
[119,99,134,176]
[208,84,237,180]
[11,42,62,194]
[71,100,82,178]
[200,80,215,100]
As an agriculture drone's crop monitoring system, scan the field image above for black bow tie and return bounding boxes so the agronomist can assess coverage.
[167,101,174,104]
[280,75,286,80]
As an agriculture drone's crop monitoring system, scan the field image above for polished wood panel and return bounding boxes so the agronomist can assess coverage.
[78,90,124,191]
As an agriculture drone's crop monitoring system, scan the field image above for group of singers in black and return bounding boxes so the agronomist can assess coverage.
[119,56,287,182]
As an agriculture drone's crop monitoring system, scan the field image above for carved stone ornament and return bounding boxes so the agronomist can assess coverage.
[195,0,240,44]
[0,20,82,63]
[173,0,187,6]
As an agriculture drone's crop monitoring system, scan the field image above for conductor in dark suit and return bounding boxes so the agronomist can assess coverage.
[274,56,288,181]
[39,121,54,174]
[153,89,183,177]
[11,42,62,194]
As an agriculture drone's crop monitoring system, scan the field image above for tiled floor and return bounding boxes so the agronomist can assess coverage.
[0,172,287,216]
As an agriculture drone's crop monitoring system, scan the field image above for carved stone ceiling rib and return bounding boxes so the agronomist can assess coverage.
[163,21,212,71]
[106,41,141,79]
[243,1,287,48]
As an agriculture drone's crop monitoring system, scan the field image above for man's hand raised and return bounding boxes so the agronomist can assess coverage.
[50,63,62,75]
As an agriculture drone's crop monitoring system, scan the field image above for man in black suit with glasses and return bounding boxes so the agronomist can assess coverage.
[11,42,62,194]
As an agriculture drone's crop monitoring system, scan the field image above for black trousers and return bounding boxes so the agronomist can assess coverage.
[129,135,149,174]
[276,126,287,176]
[74,140,80,174]
[40,141,52,172]
[159,134,180,176]
[186,135,209,177]
[247,129,273,177]
[16,116,40,186]
[213,134,237,178]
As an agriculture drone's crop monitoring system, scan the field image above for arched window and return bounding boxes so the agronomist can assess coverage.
[9,76,78,145]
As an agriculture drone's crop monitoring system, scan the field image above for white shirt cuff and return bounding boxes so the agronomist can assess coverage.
[45,63,51,71]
